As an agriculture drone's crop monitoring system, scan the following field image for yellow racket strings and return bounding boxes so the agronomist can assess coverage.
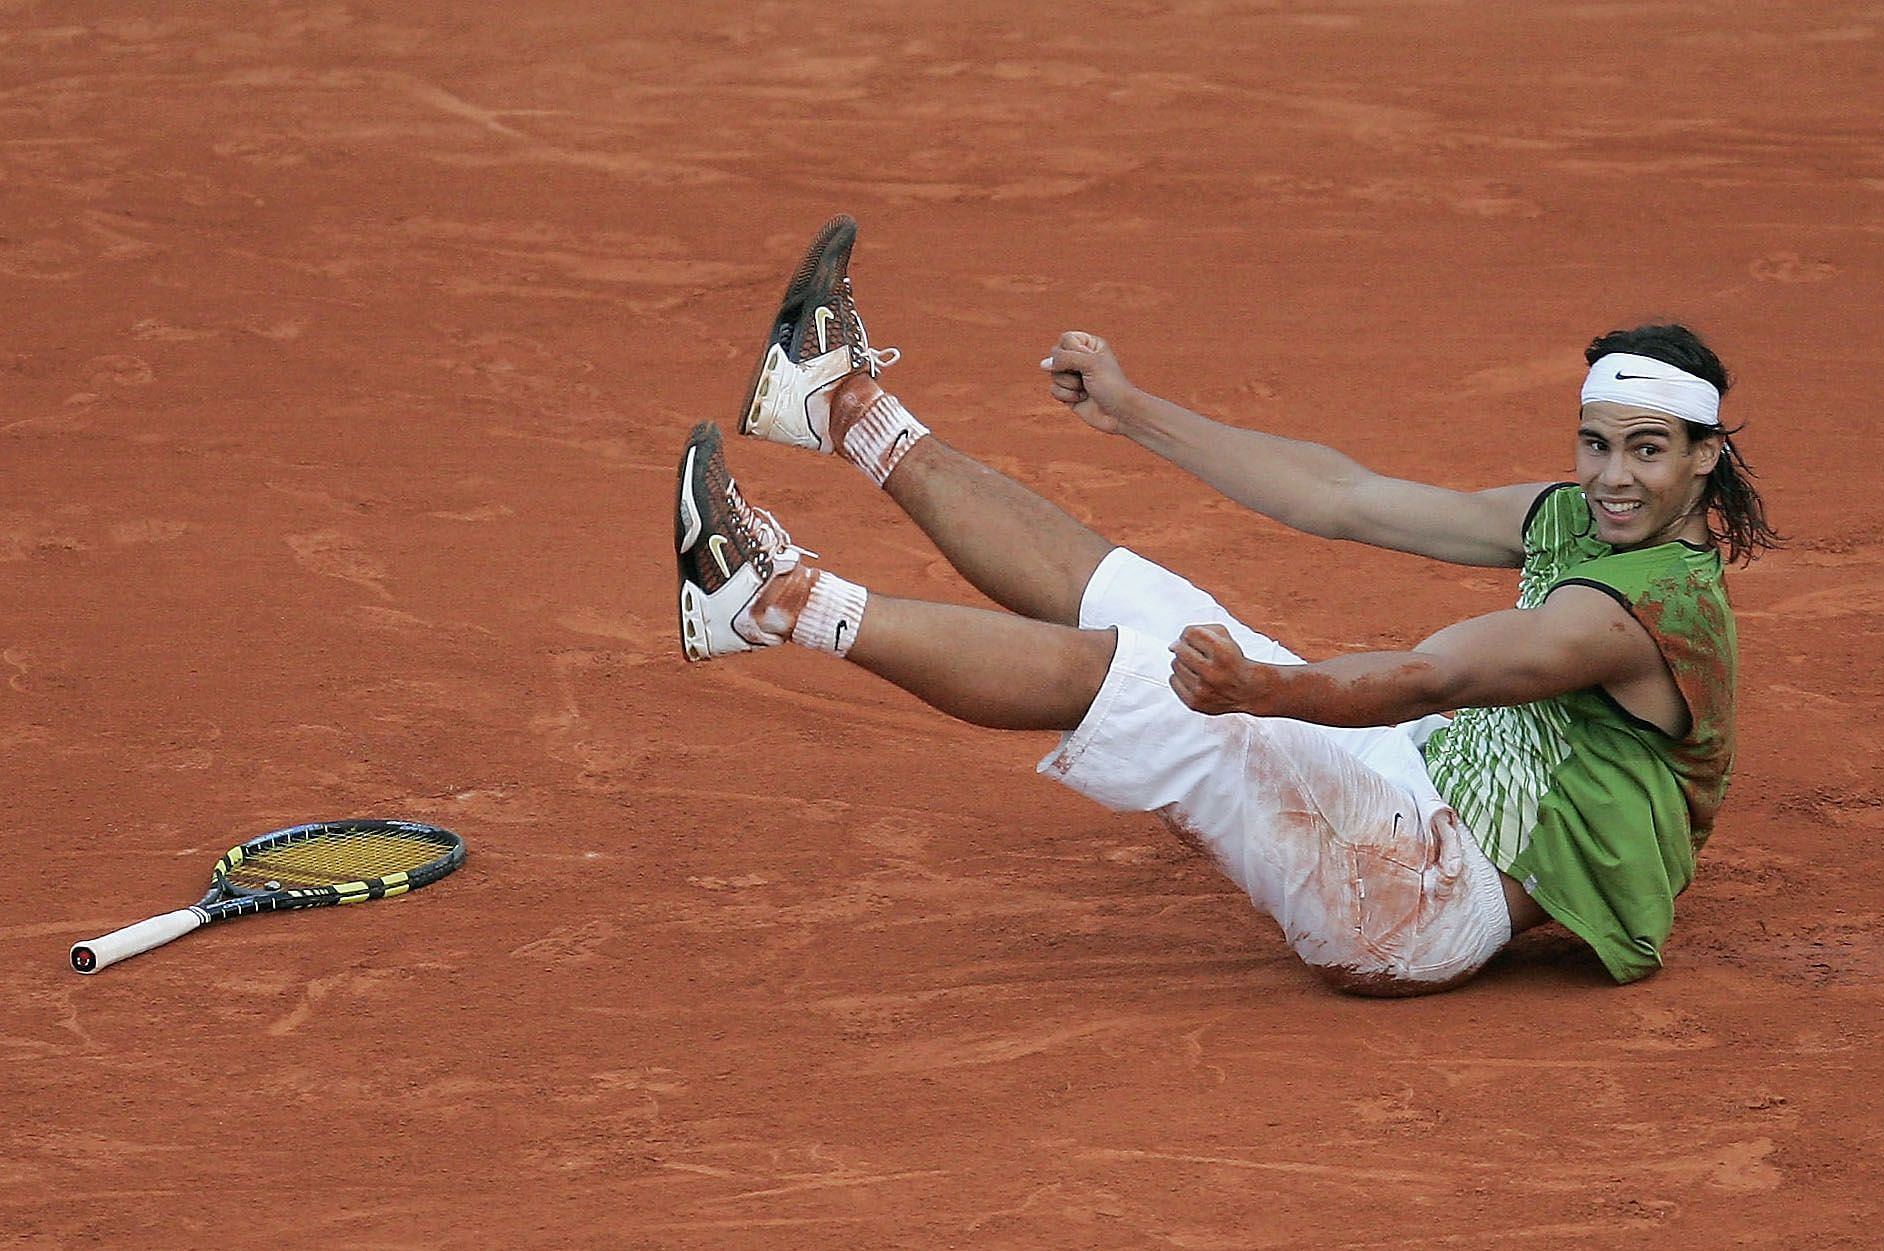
[226,830,447,889]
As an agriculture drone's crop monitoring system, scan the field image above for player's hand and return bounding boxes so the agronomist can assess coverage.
[1040,331,1136,434]
[1169,624,1279,716]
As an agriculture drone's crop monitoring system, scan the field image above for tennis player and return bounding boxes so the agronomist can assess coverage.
[676,217,1776,995]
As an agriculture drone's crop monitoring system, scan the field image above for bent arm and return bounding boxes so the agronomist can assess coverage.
[1170,586,1663,726]
[1109,387,1547,568]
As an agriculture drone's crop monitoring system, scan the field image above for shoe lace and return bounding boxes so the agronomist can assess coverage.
[838,279,900,377]
[727,486,813,567]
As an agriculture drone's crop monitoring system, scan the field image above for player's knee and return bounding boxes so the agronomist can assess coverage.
[1060,626,1117,709]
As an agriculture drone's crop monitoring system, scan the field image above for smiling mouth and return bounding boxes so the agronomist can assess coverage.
[1595,499,1643,518]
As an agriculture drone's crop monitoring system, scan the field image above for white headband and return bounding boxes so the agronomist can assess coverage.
[1579,352,1721,427]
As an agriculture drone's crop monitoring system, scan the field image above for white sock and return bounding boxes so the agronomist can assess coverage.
[791,570,869,658]
[841,392,930,489]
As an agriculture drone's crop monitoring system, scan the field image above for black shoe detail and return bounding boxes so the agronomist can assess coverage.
[676,422,773,599]
[740,214,859,426]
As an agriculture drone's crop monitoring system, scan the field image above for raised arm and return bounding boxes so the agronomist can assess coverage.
[1042,332,1548,568]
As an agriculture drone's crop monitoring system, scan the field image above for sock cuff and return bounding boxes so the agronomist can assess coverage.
[791,570,869,658]
[842,393,930,489]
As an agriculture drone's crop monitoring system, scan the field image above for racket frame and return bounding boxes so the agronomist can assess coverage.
[70,819,465,974]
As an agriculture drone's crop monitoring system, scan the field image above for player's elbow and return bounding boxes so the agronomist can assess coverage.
[1408,656,1476,718]
[1305,471,1374,543]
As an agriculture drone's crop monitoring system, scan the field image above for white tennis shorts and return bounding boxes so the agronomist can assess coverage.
[1038,548,1511,994]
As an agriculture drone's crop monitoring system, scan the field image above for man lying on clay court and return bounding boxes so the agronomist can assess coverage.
[674,215,1777,996]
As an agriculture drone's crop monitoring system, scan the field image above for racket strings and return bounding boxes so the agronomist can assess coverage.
[227,831,448,888]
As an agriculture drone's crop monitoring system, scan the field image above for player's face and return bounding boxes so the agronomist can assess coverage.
[1575,402,1721,550]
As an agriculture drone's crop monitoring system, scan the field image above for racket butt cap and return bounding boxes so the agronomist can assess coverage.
[70,908,206,974]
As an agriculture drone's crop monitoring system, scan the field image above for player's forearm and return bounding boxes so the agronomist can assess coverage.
[1260,650,1461,727]
[1112,387,1367,537]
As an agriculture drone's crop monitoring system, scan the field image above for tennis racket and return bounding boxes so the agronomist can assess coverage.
[70,819,466,974]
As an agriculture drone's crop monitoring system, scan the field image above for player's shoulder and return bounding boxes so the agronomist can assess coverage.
[1544,540,1732,650]
[1531,580,1668,679]
[1513,480,1580,535]
[1466,480,1573,558]
[1564,537,1724,593]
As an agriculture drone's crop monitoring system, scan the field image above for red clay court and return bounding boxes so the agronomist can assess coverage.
[4,2,1880,1247]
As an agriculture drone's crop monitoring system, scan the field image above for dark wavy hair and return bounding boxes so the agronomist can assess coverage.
[1584,323,1780,565]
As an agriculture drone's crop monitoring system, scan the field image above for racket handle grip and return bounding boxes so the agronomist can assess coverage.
[71,908,205,974]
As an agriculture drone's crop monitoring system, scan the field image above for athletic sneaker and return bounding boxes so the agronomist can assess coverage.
[740,213,900,453]
[675,421,806,661]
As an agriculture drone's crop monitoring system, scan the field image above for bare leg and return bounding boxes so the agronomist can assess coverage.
[843,593,1116,730]
[832,374,1114,627]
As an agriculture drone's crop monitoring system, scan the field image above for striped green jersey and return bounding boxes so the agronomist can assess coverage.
[1422,484,1737,982]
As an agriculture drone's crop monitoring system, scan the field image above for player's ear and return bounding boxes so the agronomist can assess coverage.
[1691,429,1723,477]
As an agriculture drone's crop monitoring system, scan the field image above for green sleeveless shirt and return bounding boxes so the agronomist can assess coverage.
[1422,484,1737,982]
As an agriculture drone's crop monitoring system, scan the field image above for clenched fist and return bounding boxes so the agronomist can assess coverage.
[1040,331,1137,434]
[1169,624,1282,716]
